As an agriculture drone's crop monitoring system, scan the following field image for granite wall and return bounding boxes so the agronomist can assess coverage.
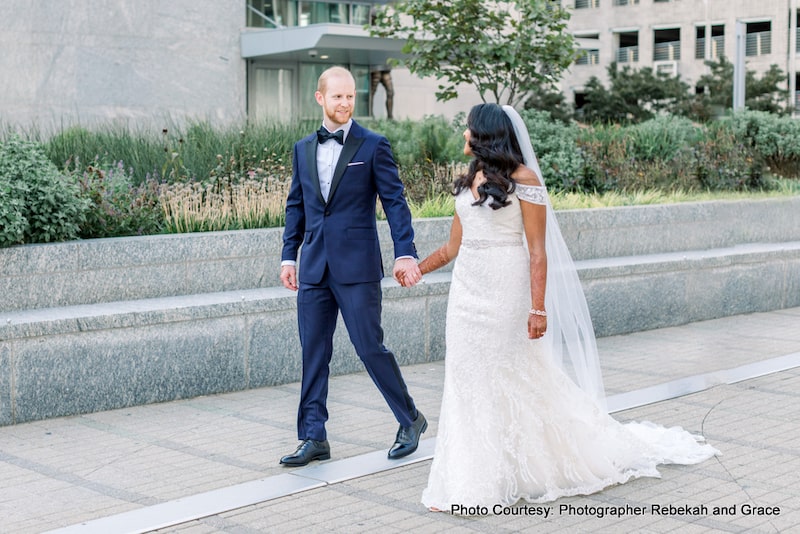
[1,197,799,425]
[0,0,246,130]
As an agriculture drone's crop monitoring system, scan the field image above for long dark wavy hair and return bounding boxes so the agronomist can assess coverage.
[453,103,524,210]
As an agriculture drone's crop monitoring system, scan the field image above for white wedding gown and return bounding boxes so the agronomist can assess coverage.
[421,187,718,511]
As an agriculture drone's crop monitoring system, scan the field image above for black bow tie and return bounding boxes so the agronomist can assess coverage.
[317,127,344,145]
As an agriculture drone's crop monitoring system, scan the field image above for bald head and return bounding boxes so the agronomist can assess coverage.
[318,66,356,94]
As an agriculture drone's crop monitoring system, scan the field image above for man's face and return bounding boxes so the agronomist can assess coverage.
[316,74,355,128]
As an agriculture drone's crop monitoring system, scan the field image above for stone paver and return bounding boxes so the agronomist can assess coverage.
[0,308,797,533]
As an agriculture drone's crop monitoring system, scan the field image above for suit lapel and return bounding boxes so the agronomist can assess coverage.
[327,123,365,204]
[304,137,325,205]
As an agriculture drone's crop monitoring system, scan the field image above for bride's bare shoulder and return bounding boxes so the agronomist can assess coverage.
[511,165,542,187]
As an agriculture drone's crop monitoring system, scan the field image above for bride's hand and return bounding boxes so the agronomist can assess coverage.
[528,314,547,339]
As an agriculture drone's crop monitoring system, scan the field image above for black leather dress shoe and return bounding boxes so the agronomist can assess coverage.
[279,439,331,467]
[388,412,427,459]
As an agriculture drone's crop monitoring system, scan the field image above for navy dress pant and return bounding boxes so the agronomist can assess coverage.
[296,268,417,441]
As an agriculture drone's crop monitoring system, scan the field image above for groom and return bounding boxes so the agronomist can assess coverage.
[279,66,426,466]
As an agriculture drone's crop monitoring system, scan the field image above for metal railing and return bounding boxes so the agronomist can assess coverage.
[746,31,771,56]
[617,46,639,63]
[711,35,724,58]
[695,35,724,59]
[654,41,680,61]
[576,49,600,65]
[695,38,705,59]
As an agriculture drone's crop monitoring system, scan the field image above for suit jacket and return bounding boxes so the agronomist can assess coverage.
[281,120,416,285]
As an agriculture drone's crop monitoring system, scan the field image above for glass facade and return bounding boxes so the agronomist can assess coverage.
[246,1,387,120]
[247,0,373,28]
[252,67,294,121]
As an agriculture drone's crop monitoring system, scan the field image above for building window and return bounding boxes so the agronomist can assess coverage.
[654,28,680,61]
[796,11,800,52]
[613,0,638,6]
[695,27,705,59]
[616,31,639,63]
[695,25,724,60]
[352,65,371,117]
[248,0,298,28]
[711,25,725,59]
[299,2,349,26]
[576,49,600,65]
[251,67,295,121]
[796,11,800,53]
[575,91,586,111]
[247,1,374,28]
[795,73,800,115]
[352,3,372,25]
[575,0,600,8]
[745,21,771,56]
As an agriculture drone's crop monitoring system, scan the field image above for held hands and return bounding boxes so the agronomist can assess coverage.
[393,257,422,288]
[280,265,298,291]
[528,313,547,339]
[282,261,420,291]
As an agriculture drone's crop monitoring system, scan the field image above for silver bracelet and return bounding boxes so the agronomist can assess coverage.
[529,308,547,317]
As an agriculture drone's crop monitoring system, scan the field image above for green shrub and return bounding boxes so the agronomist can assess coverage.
[66,157,165,238]
[719,110,800,178]
[692,126,766,190]
[625,116,702,162]
[0,177,28,247]
[519,109,585,192]
[0,135,86,246]
[368,116,465,168]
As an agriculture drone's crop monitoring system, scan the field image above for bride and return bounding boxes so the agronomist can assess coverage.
[409,103,718,512]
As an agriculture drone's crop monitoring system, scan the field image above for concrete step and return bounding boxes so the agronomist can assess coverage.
[2,240,798,426]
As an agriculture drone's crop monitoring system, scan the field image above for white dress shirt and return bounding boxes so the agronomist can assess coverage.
[317,121,352,201]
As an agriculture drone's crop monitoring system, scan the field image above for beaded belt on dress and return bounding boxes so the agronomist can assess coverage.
[461,238,521,249]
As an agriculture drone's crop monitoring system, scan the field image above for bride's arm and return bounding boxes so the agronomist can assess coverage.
[517,170,548,339]
[416,213,462,276]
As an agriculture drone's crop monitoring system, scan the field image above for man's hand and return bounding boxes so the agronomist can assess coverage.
[280,265,298,291]
[393,257,421,287]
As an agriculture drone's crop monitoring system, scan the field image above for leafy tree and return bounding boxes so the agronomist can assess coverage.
[579,62,690,124]
[692,58,789,120]
[369,0,576,107]
[523,83,574,123]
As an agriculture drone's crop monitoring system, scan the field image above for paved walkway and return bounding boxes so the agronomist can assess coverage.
[1,308,799,533]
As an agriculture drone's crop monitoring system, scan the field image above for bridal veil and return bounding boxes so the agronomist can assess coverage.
[502,105,607,411]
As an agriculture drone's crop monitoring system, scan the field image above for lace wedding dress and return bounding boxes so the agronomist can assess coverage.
[420,186,719,511]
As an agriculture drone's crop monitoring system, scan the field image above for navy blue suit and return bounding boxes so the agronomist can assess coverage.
[282,120,418,441]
